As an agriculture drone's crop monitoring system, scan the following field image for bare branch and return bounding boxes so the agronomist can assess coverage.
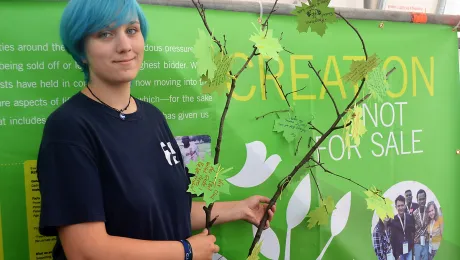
[295,136,302,156]
[309,168,328,214]
[285,86,307,99]
[261,0,279,31]
[308,122,324,135]
[255,109,289,120]
[308,61,340,117]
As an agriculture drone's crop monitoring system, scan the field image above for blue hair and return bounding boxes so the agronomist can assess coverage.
[60,0,149,83]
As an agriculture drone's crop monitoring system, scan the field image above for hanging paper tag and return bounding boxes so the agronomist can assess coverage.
[429,244,432,254]
[403,241,409,254]
[421,235,425,246]
[387,252,395,260]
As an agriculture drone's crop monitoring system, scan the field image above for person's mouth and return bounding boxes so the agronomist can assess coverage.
[114,57,136,64]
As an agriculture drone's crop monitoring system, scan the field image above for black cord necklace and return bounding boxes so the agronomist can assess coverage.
[86,85,133,120]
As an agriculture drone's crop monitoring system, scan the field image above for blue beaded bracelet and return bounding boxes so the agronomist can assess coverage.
[180,239,193,260]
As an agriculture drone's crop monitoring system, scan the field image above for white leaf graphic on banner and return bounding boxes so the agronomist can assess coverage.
[252,225,280,260]
[285,174,311,260]
[317,192,352,260]
[227,141,281,188]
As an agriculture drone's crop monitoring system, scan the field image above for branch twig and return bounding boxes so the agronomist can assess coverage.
[255,109,289,120]
[308,61,340,117]
[248,12,370,256]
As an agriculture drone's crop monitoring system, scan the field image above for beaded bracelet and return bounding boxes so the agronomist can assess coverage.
[180,239,193,260]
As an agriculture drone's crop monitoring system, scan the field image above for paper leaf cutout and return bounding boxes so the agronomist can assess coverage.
[342,54,381,86]
[249,24,283,61]
[365,186,394,221]
[307,196,335,229]
[291,0,337,36]
[251,225,280,260]
[226,141,281,188]
[330,192,351,237]
[286,174,311,229]
[344,105,367,151]
[187,154,232,206]
[192,28,217,79]
[365,66,390,103]
[201,52,233,95]
[247,241,263,260]
[273,110,309,143]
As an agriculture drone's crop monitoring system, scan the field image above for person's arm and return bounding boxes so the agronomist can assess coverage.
[190,195,275,231]
[59,222,219,260]
[58,222,184,260]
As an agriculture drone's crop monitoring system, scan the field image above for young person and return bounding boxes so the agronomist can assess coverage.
[36,1,275,259]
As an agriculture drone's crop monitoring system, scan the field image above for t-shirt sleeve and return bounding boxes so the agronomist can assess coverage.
[37,116,106,236]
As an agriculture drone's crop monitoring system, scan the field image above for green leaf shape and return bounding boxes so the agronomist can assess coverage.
[291,0,337,37]
[201,52,233,95]
[365,66,390,103]
[192,28,217,79]
[307,196,335,229]
[343,105,367,152]
[342,53,381,86]
[186,154,232,206]
[273,110,309,143]
[249,23,283,61]
[365,186,394,221]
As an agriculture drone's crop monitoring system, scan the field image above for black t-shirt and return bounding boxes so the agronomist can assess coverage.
[37,91,192,259]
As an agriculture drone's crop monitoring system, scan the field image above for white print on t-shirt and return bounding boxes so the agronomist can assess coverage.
[160,141,180,166]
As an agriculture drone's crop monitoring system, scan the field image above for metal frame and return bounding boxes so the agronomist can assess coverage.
[136,0,459,47]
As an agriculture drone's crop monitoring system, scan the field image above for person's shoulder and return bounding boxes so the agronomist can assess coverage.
[135,97,167,121]
[41,93,92,143]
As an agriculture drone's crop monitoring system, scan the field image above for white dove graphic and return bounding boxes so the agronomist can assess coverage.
[226,141,281,188]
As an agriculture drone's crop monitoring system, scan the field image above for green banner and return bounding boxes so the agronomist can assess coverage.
[0,1,459,260]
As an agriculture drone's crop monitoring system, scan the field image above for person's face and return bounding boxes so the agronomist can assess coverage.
[383,216,390,225]
[396,200,405,215]
[183,138,190,146]
[405,191,412,204]
[417,192,426,208]
[428,204,435,219]
[84,20,144,85]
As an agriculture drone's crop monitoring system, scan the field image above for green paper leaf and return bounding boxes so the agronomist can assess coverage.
[342,54,381,86]
[273,112,308,143]
[291,0,337,37]
[365,186,394,221]
[307,196,335,229]
[365,66,390,103]
[192,28,217,79]
[273,108,312,143]
[201,52,233,95]
[249,23,283,61]
[343,105,367,151]
[187,154,232,206]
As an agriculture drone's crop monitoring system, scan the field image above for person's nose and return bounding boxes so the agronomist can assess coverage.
[116,33,132,53]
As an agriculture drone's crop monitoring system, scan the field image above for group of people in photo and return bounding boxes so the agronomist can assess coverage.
[373,189,444,260]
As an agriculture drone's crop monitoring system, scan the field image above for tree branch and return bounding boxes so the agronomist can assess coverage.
[308,61,340,117]
[248,12,370,256]
[255,109,290,120]
[308,122,324,135]
[294,136,302,156]
[309,168,328,214]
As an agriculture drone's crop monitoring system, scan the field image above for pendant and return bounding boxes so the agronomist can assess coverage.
[119,112,126,120]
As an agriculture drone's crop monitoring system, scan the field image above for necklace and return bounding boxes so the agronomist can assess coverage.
[86,85,133,120]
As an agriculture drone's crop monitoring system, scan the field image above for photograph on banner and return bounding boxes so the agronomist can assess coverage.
[371,181,443,260]
[175,135,212,166]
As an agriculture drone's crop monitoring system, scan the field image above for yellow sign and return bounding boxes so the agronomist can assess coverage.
[23,160,55,260]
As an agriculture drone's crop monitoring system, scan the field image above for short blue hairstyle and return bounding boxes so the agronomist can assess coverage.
[60,0,149,83]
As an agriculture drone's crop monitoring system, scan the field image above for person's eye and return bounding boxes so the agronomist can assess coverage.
[98,31,113,39]
[127,28,138,35]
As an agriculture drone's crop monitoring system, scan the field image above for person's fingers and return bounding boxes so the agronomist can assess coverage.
[214,244,220,253]
[265,220,270,229]
[254,195,271,204]
[208,234,216,243]
[268,209,274,221]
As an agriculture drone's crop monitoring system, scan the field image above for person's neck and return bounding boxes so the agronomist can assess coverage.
[399,212,404,218]
[84,78,134,112]
[420,206,425,214]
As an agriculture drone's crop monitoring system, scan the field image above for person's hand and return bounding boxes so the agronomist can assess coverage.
[236,195,276,229]
[186,229,219,260]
